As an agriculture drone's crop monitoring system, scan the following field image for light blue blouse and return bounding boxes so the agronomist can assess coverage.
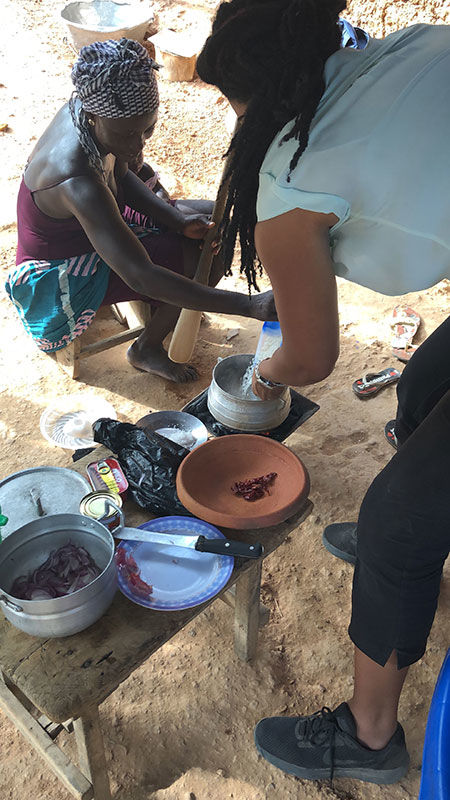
[257,24,450,296]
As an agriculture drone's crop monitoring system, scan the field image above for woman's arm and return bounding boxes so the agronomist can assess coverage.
[121,167,214,240]
[121,168,187,232]
[254,207,340,389]
[61,176,275,320]
[125,154,173,203]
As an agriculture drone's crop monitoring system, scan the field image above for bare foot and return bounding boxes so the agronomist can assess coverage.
[127,343,199,382]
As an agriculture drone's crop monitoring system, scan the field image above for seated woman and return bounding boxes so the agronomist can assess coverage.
[5,38,275,382]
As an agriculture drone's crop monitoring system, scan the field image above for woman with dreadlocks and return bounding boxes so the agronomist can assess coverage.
[197,0,450,787]
[5,38,275,382]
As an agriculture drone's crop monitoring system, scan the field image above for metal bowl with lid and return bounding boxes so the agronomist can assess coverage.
[207,354,291,432]
[0,514,116,638]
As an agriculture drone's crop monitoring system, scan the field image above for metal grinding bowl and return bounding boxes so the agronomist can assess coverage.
[136,410,208,450]
[207,354,291,432]
[0,514,117,637]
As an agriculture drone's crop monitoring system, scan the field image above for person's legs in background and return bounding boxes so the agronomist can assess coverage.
[348,648,408,750]
[254,323,450,784]
[394,315,450,443]
[345,385,450,754]
[323,315,450,560]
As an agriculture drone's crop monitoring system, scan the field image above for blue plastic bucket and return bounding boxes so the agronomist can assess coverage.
[418,648,450,800]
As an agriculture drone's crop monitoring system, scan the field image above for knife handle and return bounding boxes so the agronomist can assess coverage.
[195,536,264,559]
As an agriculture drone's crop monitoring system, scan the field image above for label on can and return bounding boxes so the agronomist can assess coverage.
[79,491,122,532]
[86,458,128,496]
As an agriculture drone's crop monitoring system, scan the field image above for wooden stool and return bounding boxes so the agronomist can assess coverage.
[53,301,151,380]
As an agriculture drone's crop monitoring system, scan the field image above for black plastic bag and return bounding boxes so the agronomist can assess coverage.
[182,388,319,442]
[92,419,190,516]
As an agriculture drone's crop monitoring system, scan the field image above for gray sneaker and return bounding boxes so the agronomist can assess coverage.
[254,702,410,784]
[322,522,357,565]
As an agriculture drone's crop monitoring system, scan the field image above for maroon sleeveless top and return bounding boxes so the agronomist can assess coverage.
[16,178,125,265]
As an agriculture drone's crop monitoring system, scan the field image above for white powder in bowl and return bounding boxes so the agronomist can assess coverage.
[155,427,196,449]
[241,359,257,398]
[241,331,282,398]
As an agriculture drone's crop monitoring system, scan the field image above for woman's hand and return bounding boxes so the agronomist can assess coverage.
[248,290,278,321]
[182,214,214,240]
[251,358,287,400]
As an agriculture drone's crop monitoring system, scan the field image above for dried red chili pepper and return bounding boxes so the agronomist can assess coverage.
[231,472,277,501]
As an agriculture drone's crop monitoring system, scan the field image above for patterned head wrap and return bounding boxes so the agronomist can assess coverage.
[71,38,159,119]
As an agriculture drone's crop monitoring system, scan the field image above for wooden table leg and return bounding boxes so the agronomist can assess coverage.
[234,560,263,662]
[220,585,270,626]
[0,674,92,800]
[74,706,112,800]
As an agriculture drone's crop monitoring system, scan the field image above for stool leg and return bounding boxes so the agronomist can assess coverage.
[234,560,263,662]
[74,706,111,800]
[114,300,151,328]
[54,338,81,380]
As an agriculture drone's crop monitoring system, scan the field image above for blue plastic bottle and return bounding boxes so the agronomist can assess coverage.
[254,321,283,364]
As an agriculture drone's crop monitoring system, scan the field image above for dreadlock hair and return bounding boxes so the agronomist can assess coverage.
[197,0,346,290]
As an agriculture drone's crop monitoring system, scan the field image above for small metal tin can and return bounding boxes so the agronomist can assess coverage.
[86,457,128,498]
[79,491,122,532]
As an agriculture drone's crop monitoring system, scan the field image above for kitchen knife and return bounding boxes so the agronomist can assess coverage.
[114,527,263,559]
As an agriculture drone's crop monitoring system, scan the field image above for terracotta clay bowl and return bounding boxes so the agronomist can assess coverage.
[176,434,310,529]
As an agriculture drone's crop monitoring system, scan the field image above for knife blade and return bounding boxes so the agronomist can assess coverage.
[114,527,263,559]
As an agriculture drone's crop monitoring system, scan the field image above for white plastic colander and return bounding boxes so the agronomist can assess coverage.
[40,393,117,449]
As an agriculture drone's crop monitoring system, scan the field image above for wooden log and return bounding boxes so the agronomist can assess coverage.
[150,30,199,81]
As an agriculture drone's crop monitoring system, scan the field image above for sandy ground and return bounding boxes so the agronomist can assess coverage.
[0,2,449,799]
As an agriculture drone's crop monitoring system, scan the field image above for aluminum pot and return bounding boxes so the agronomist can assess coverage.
[207,354,291,432]
[0,514,117,638]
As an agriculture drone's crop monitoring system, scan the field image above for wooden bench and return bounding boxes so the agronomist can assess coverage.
[0,448,312,799]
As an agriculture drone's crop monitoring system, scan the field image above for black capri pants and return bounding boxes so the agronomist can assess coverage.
[349,316,450,669]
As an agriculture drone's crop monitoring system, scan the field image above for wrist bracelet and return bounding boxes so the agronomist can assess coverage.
[255,362,286,389]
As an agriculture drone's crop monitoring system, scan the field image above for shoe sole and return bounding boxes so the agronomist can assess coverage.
[255,741,410,785]
[322,531,357,565]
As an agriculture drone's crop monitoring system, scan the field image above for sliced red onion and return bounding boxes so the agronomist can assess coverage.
[10,541,102,601]
[29,588,56,601]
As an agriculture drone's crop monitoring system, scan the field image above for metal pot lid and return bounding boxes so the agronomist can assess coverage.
[0,467,90,540]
